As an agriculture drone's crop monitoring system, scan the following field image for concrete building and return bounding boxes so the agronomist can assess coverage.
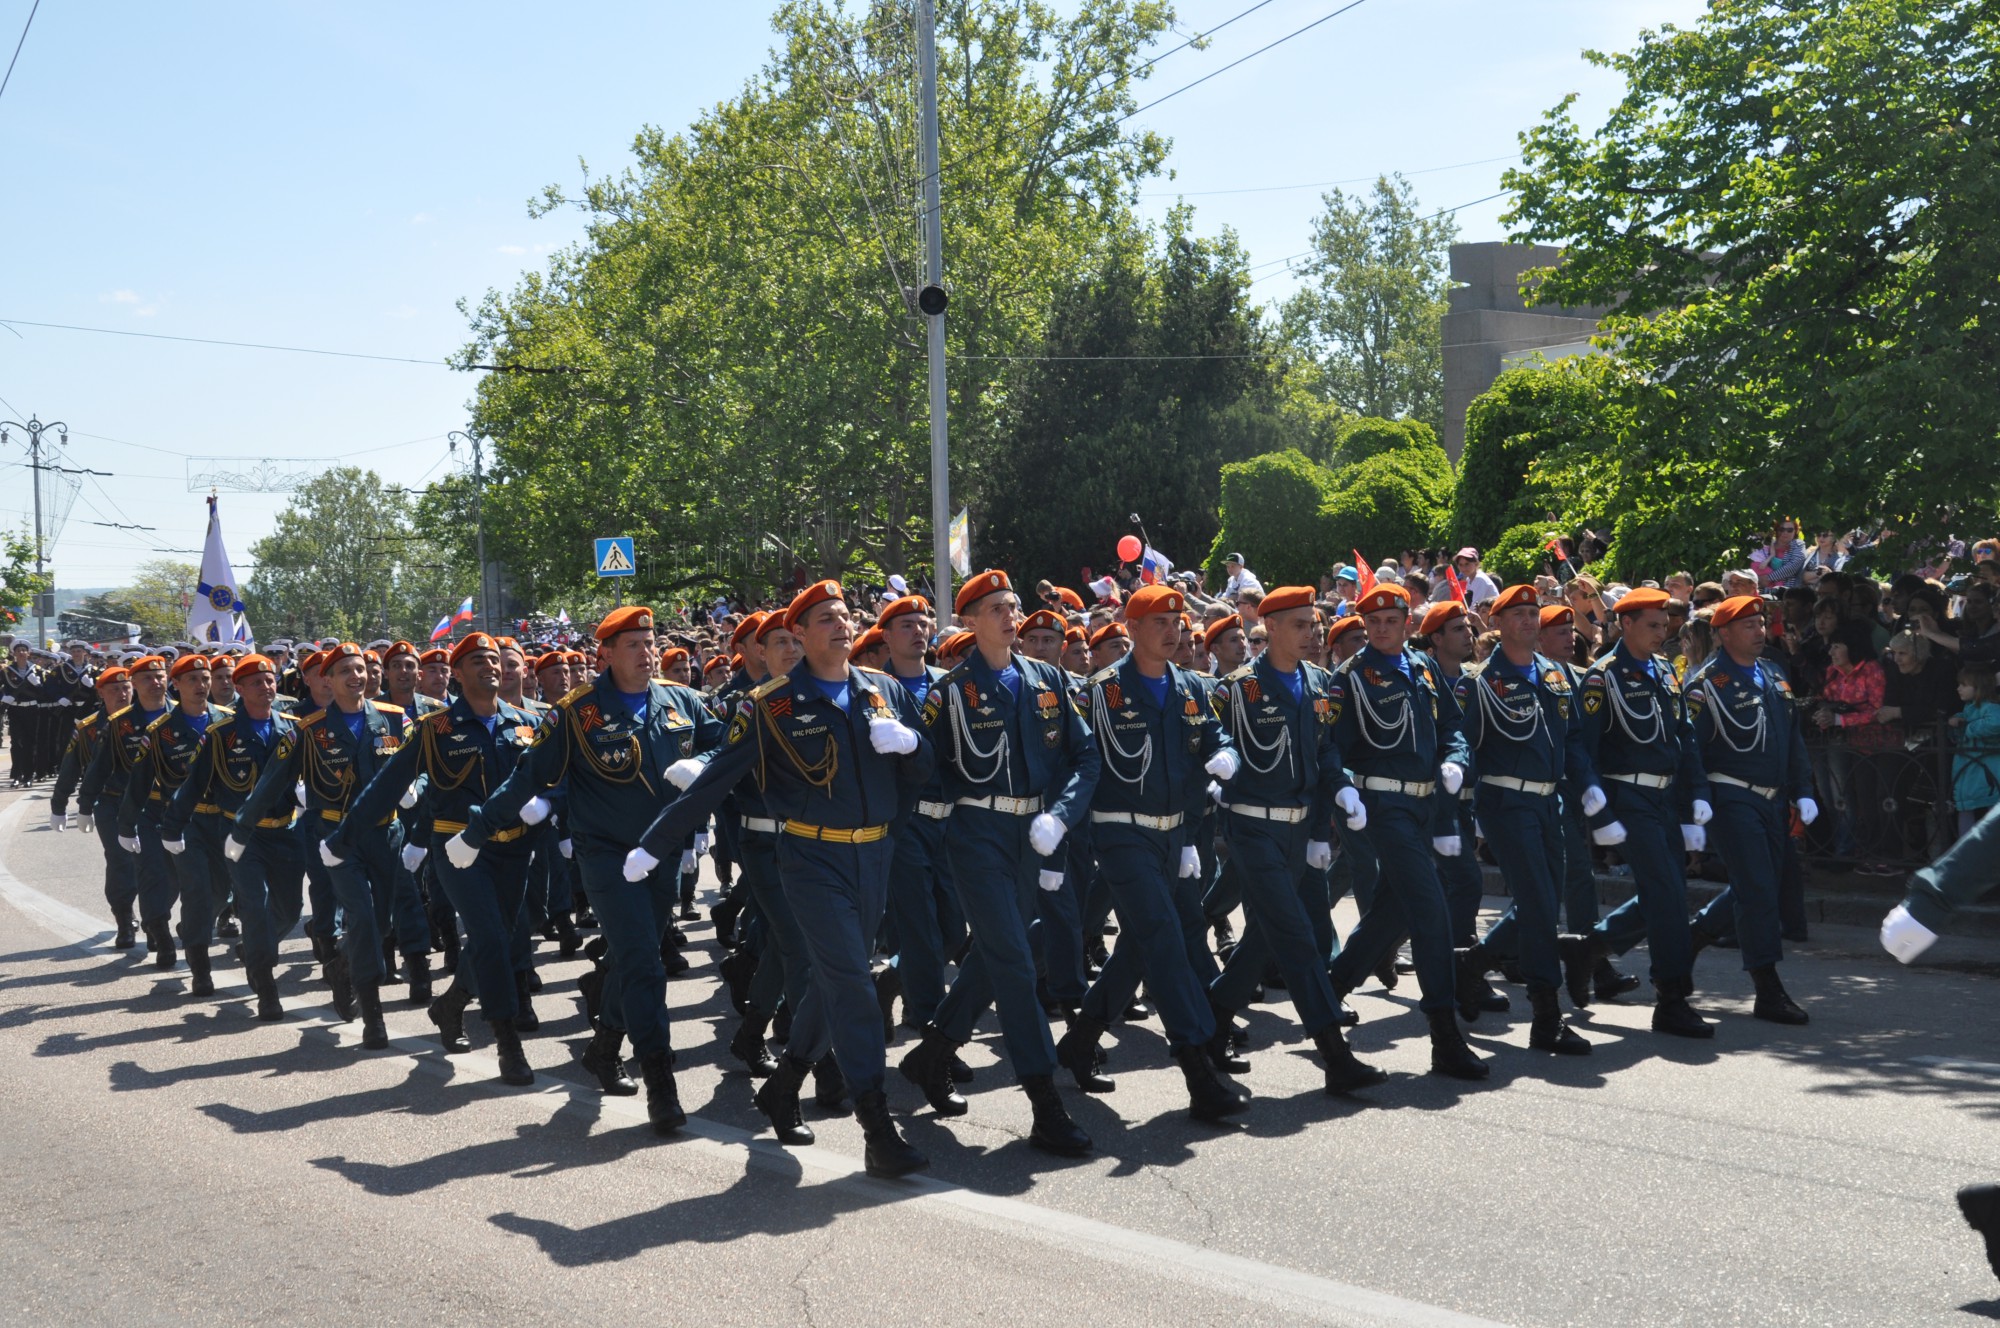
[1440,241,1611,460]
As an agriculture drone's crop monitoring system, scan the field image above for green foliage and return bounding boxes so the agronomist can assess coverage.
[1206,450,1340,588]
[1320,443,1454,568]
[1502,0,2000,571]
[1279,174,1458,431]
[0,528,50,632]
[112,560,199,645]
[1486,523,1564,588]
[1450,357,1614,555]
[1329,415,1438,470]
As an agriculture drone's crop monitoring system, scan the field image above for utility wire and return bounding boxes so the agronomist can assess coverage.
[1145,152,1520,198]
[1115,0,1374,124]
[0,317,574,374]
[0,0,39,107]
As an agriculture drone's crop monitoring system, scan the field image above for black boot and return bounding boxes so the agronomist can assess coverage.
[490,1018,534,1086]
[437,915,461,976]
[853,1088,928,1178]
[1558,933,1599,1009]
[1750,965,1809,1025]
[186,944,215,996]
[1593,956,1641,1002]
[552,912,581,958]
[1172,1042,1250,1122]
[1205,1000,1250,1074]
[1372,951,1400,991]
[113,910,137,951]
[578,962,606,1026]
[1958,1183,2000,1279]
[717,947,755,1015]
[638,1051,685,1134]
[898,1027,968,1117]
[728,1013,779,1077]
[875,965,901,1043]
[216,908,241,939]
[1454,944,1493,1022]
[513,970,540,1032]
[326,950,357,1022]
[357,983,389,1050]
[1056,1013,1115,1093]
[754,1054,816,1147]
[310,932,337,970]
[812,1056,850,1112]
[1651,981,1714,1039]
[148,920,176,970]
[1528,982,1591,1054]
[382,938,401,983]
[1022,1074,1092,1156]
[404,952,432,1005]
[659,935,690,977]
[1426,1007,1489,1080]
[578,1024,638,1095]
[427,980,473,1053]
[1688,915,1716,964]
[1312,1024,1389,1093]
[247,960,283,1022]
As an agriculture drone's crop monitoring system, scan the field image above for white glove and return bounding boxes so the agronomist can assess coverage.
[622,846,660,882]
[77,813,95,835]
[868,717,920,755]
[1208,781,1224,805]
[398,785,419,810]
[162,836,186,856]
[1432,835,1462,857]
[48,812,66,833]
[665,758,705,790]
[1028,812,1066,857]
[1880,903,1938,964]
[1439,762,1465,796]
[0,694,11,704]
[1177,845,1200,878]
[223,836,246,863]
[319,839,345,867]
[519,795,552,826]
[1038,869,1064,893]
[694,831,712,856]
[1691,798,1713,826]
[679,849,698,875]
[1334,786,1367,831]
[1795,797,1819,826]
[1591,820,1628,847]
[1681,824,1706,852]
[1305,840,1333,870]
[444,832,480,869]
[401,843,428,872]
[1204,748,1240,782]
[294,780,307,807]
[118,834,140,854]
[1581,785,1608,817]
[558,838,573,859]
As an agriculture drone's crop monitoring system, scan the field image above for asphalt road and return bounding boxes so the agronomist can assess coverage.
[3,776,1999,1327]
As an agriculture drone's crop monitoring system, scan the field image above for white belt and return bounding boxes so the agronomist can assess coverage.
[1710,773,1778,800]
[1359,776,1435,798]
[916,800,954,820]
[1481,775,1557,797]
[956,794,1043,816]
[740,816,781,834]
[1090,810,1185,832]
[1605,772,1674,790]
[1223,803,1310,824]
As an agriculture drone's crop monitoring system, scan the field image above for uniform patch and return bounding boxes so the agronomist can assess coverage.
[1584,687,1605,715]
[728,701,753,746]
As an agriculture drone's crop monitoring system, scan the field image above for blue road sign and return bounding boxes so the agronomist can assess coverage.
[594,536,636,578]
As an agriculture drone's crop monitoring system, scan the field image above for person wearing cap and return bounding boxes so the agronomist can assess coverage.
[83,655,176,957]
[44,639,97,780]
[1087,620,1129,673]
[378,641,439,717]
[231,643,422,1048]
[52,665,140,947]
[3,641,43,786]
[1413,601,1495,997]
[166,654,302,1019]
[1195,585,1387,1096]
[1321,583,1487,1079]
[893,569,1098,1155]
[287,648,344,977]
[1681,594,1817,1024]
[1222,553,1263,601]
[630,581,934,1177]
[454,606,729,1133]
[337,632,541,1085]
[1431,549,1500,605]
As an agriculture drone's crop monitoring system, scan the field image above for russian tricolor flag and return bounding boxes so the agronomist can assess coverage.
[430,596,474,642]
[1140,545,1173,585]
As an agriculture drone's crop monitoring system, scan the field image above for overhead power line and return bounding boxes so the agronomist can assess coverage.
[0,0,39,107]
[1114,0,1375,124]
[0,317,579,374]
[1144,152,1520,199]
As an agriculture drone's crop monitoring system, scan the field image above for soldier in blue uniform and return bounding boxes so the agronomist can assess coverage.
[632,581,933,1177]
[877,593,960,1036]
[451,606,727,1132]
[1201,585,1386,1094]
[899,570,1098,1157]
[1564,588,1716,1037]
[50,665,139,948]
[1683,594,1817,1023]
[1323,585,1487,1080]
[82,657,175,963]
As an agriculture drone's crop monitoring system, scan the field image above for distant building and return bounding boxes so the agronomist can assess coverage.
[1440,242,1611,461]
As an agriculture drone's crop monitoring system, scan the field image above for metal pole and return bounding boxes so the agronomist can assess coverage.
[918,0,951,611]
[472,435,489,634]
[29,427,46,647]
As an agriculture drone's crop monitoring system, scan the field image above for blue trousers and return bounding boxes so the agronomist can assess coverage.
[776,836,894,1095]
[1208,811,1343,1035]
[576,838,677,1058]
[1327,794,1456,1012]
[89,798,137,919]
[1693,786,1787,970]
[326,823,426,987]
[173,813,234,952]
[1079,825,1216,1049]
[1905,800,2000,929]
[1031,857,1088,1007]
[1474,786,1565,989]
[232,827,305,971]
[1588,784,1693,988]
[886,813,955,1022]
[1439,796,1484,943]
[300,816,338,940]
[1562,796,1600,930]
[933,806,1056,1077]
[132,817,179,928]
[433,835,530,1022]
[742,830,811,1021]
[1330,815,1380,914]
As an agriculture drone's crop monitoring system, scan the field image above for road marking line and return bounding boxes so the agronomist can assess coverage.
[0,791,1509,1328]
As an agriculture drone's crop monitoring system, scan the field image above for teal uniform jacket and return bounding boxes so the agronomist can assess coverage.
[51,710,109,817]
[1327,644,1470,833]
[163,707,297,839]
[338,695,538,855]
[1083,655,1231,823]
[1453,651,1598,800]
[1577,641,1709,817]
[229,700,413,846]
[1212,656,1350,827]
[79,704,168,813]
[121,704,233,835]
[1683,652,1812,801]
[922,650,1099,828]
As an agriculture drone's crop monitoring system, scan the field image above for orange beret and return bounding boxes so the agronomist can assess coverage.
[954,569,1012,616]
[318,642,365,675]
[1089,621,1129,648]
[494,635,524,655]
[169,653,212,679]
[1539,605,1575,628]
[660,646,689,668]
[532,651,567,673]
[1051,586,1085,611]
[785,579,844,630]
[231,654,276,681]
[363,649,381,664]
[1258,585,1315,616]
[596,605,655,641]
[1490,585,1541,615]
[1613,587,1671,616]
[1020,609,1065,636]
[1354,585,1411,615]
[755,611,794,643]
[1064,626,1087,644]
[1417,601,1468,636]
[851,626,885,655]
[937,630,975,658]
[419,648,449,666]
[1207,613,1242,640]
[1711,594,1766,628]
[297,650,325,676]
[1327,614,1365,642]
[449,632,499,665]
[1124,584,1185,619]
[96,665,131,686]
[729,612,768,647]
[703,656,731,676]
[381,640,417,662]
[878,595,930,626]
[561,650,588,666]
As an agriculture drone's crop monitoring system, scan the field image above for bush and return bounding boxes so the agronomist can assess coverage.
[1451,357,1612,554]
[1319,445,1453,567]
[1207,450,1341,586]
[1330,416,1439,470]
[1486,522,1567,587]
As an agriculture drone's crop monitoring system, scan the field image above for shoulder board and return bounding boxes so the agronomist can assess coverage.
[933,659,971,688]
[213,703,235,718]
[855,664,889,676]
[297,710,326,729]
[373,702,405,715]
[78,712,101,731]
[1587,655,1616,677]
[107,704,134,723]
[1085,664,1121,688]
[558,683,594,709]
[145,712,174,733]
[1461,659,1487,678]
[749,675,791,701]
[1222,664,1254,684]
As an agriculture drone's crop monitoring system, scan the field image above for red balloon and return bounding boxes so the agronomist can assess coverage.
[1116,535,1142,563]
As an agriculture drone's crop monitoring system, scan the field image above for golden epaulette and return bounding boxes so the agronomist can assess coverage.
[1085,664,1121,687]
[373,702,405,715]
[1222,664,1254,684]
[558,682,594,708]
[749,674,790,701]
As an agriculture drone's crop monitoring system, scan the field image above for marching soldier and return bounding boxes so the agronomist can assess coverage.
[50,665,139,947]
[4,641,41,786]
[877,594,959,1036]
[47,640,96,774]
[80,656,176,966]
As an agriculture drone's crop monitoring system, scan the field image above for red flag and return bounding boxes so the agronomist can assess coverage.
[1445,565,1467,603]
[1353,551,1375,594]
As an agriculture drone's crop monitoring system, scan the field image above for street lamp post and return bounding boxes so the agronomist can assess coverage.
[0,415,70,647]
[448,430,489,633]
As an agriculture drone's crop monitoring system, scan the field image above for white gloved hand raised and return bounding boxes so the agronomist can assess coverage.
[398,785,419,810]
[868,717,921,755]
[622,846,660,882]
[1591,820,1628,847]
[318,839,345,867]
[1880,903,1938,964]
[1432,835,1462,857]
[401,843,428,872]
[665,758,705,790]
[1028,812,1066,858]
[117,834,140,855]
[679,849,698,875]
[1680,824,1706,853]
[558,838,573,859]
[1691,798,1713,826]
[161,837,186,856]
[1581,785,1608,817]
[1177,845,1201,879]
[1204,748,1240,782]
[77,813,95,835]
[223,836,246,863]
[1334,786,1367,831]
[48,812,66,833]
[1305,840,1333,871]
[1795,797,1819,826]
[1038,869,1064,893]
[518,795,552,826]
[1439,762,1465,796]
[444,832,480,869]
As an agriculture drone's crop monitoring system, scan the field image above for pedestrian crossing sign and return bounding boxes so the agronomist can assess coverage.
[594,537,636,578]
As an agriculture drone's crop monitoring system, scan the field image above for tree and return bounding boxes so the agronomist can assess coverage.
[1320,443,1454,569]
[1328,415,1441,470]
[117,559,198,645]
[1206,450,1341,589]
[1503,0,2000,571]
[1279,174,1458,431]
[1450,357,1616,555]
[0,528,50,635]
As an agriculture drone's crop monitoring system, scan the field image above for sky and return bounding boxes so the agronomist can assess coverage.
[0,0,1707,598]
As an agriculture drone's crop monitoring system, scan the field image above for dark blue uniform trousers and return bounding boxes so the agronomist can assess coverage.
[1079,825,1216,1049]
[172,813,234,953]
[1327,794,1455,1012]
[1439,796,1484,944]
[435,838,530,1022]
[231,827,305,972]
[326,824,425,987]
[742,830,811,1021]
[1030,857,1088,1008]
[1693,786,1787,971]
[1586,783,1694,987]
[886,813,960,1024]
[775,837,893,1096]
[89,798,138,919]
[1208,811,1343,1034]
[1473,786,1566,989]
[132,818,179,929]
[576,839,678,1058]
[301,816,339,941]
[933,806,1057,1077]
